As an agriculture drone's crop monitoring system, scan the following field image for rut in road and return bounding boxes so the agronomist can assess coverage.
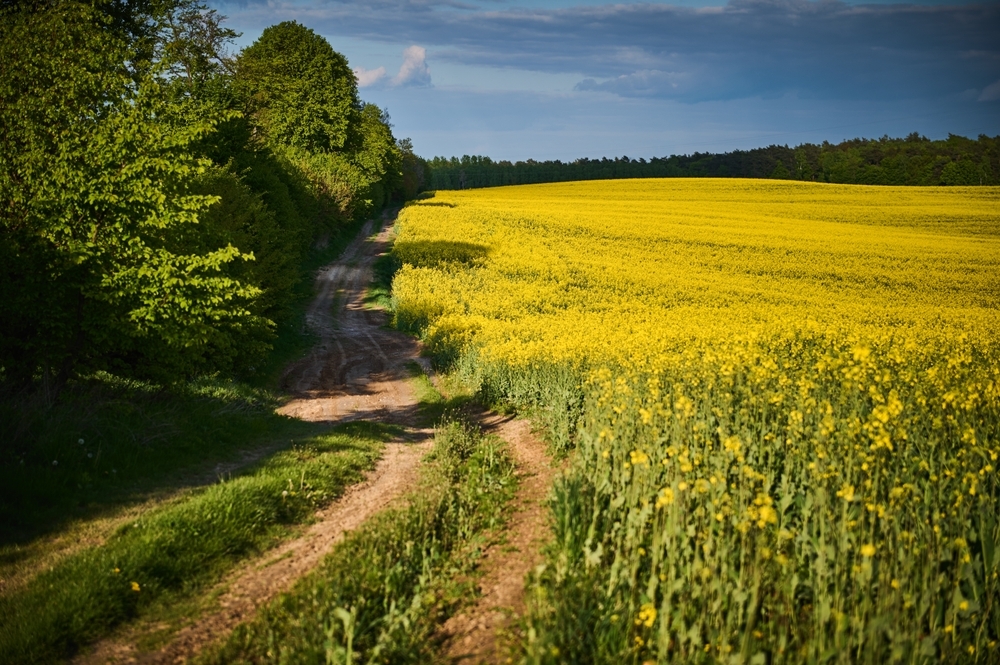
[438,414,557,665]
[77,212,435,665]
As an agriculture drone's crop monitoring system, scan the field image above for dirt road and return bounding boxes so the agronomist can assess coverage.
[78,213,436,664]
[440,415,556,664]
[78,212,555,664]
[278,214,430,424]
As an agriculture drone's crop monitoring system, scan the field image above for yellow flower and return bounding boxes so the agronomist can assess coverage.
[637,603,657,628]
[860,544,876,557]
[756,505,778,528]
[131,581,141,592]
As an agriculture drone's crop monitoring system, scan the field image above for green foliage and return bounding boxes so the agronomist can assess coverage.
[198,418,516,665]
[0,419,390,664]
[0,2,418,390]
[0,1,264,385]
[189,166,297,326]
[234,21,360,154]
[398,138,431,201]
[428,134,1000,190]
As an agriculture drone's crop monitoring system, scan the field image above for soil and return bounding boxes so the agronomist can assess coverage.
[76,212,434,664]
[75,211,558,664]
[437,414,556,664]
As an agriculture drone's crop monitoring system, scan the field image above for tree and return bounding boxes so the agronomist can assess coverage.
[0,1,263,388]
[235,21,360,154]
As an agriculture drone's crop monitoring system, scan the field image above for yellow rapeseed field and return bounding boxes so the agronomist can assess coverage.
[391,179,1000,663]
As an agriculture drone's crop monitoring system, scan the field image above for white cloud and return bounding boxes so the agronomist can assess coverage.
[979,79,1000,102]
[354,65,387,88]
[391,45,432,87]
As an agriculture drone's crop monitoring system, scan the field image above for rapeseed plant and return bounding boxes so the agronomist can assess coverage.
[393,179,1000,662]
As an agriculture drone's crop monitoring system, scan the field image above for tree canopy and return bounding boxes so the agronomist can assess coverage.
[427,134,1000,190]
[235,21,360,154]
[0,1,429,392]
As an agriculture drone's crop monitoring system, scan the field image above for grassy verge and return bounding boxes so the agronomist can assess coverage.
[198,417,517,664]
[0,421,395,664]
[0,215,398,663]
[365,251,400,311]
[0,216,373,553]
[0,376,316,551]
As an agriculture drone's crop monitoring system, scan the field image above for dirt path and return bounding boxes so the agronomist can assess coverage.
[438,414,557,664]
[77,212,435,664]
[277,214,428,425]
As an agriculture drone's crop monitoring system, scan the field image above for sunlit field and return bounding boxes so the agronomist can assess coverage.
[392,179,1000,663]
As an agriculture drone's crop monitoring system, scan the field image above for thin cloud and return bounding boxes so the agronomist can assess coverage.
[979,80,1000,102]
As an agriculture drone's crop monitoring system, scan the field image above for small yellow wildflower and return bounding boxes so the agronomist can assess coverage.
[637,603,657,627]
[630,450,649,465]
[860,544,876,557]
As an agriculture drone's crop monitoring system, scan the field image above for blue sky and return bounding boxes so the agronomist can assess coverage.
[215,0,1000,161]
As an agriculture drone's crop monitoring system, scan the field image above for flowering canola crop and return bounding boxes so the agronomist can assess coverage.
[392,179,1000,663]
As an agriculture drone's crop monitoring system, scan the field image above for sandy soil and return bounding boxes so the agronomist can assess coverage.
[76,213,435,664]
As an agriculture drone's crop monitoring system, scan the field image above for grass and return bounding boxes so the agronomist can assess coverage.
[197,417,517,665]
[364,238,402,311]
[0,213,405,663]
[0,421,395,664]
[0,376,312,550]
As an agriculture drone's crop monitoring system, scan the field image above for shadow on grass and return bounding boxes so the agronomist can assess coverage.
[0,384,297,550]
[0,412,401,664]
[363,251,402,311]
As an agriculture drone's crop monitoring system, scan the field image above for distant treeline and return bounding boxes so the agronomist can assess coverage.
[428,133,1000,190]
[1,1,431,391]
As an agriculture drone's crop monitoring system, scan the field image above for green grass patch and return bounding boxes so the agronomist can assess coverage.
[198,417,517,665]
[364,249,401,311]
[0,375,319,550]
[0,421,395,664]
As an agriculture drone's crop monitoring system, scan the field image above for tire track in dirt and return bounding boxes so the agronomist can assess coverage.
[77,211,435,664]
[437,413,558,665]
